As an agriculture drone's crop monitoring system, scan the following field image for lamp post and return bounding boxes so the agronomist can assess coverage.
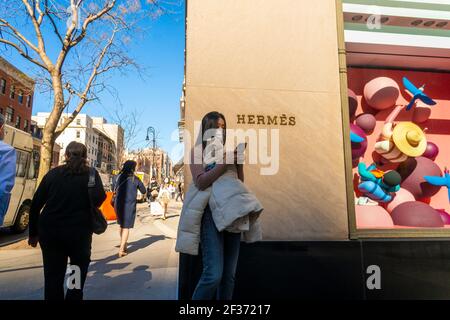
[146,126,156,181]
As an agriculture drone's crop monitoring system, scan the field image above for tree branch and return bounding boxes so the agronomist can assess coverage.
[0,38,47,70]
[20,0,54,70]
[55,28,117,135]
[44,1,64,45]
[69,0,116,47]
[0,18,40,53]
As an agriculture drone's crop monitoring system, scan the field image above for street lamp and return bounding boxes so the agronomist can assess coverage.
[146,126,156,181]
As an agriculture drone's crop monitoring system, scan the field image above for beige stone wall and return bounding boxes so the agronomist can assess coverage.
[185,0,349,240]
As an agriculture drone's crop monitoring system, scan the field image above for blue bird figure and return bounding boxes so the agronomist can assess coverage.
[350,131,364,143]
[403,77,437,111]
[424,167,450,203]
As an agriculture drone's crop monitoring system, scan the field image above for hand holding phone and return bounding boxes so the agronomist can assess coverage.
[235,142,247,164]
[236,142,247,151]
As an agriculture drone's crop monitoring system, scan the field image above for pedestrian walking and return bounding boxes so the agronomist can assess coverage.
[113,160,146,257]
[175,182,184,202]
[158,184,171,220]
[28,141,106,300]
[148,177,159,203]
[169,183,176,199]
[0,114,16,225]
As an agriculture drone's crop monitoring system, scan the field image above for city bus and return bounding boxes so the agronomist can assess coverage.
[1,125,38,233]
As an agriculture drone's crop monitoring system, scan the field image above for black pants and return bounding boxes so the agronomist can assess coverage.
[39,230,92,300]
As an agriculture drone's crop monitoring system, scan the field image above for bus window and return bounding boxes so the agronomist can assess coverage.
[28,150,40,179]
[16,150,29,178]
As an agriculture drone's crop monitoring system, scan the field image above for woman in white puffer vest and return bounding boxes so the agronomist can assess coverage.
[176,111,263,300]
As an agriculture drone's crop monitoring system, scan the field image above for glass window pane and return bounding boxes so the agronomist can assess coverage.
[16,151,29,178]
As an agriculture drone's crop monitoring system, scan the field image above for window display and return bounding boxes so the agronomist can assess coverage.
[347,68,450,231]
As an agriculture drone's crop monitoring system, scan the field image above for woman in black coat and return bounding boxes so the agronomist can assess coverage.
[113,160,146,257]
[28,141,106,300]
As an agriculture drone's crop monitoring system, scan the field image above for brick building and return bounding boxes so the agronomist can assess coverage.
[0,57,35,132]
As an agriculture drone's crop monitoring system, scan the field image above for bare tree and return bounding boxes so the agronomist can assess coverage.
[0,0,177,183]
[110,105,143,151]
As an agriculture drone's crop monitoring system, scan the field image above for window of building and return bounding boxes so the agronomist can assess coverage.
[0,78,6,95]
[26,95,31,108]
[15,116,21,129]
[10,85,15,99]
[18,90,24,104]
[76,130,81,138]
[5,107,13,123]
[24,119,29,132]
[76,119,81,125]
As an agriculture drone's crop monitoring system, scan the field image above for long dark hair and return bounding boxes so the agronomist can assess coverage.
[63,141,89,175]
[120,160,137,176]
[201,111,226,150]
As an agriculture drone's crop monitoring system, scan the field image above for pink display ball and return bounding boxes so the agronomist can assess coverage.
[363,77,400,110]
[355,113,377,133]
[436,209,450,225]
[350,123,367,160]
[348,88,358,118]
[417,197,431,204]
[397,157,442,199]
[355,205,394,228]
[386,188,415,213]
[422,142,439,161]
[413,102,432,123]
[391,201,444,227]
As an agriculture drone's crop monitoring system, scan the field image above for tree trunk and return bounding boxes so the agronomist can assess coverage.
[36,73,65,185]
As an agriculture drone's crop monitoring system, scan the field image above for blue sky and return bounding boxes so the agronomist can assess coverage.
[2,1,185,162]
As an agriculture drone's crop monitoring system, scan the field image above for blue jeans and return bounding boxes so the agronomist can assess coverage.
[192,206,241,300]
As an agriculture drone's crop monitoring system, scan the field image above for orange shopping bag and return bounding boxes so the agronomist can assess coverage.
[100,191,117,221]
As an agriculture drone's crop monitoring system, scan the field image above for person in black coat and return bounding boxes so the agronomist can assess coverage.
[28,141,106,300]
[112,160,146,257]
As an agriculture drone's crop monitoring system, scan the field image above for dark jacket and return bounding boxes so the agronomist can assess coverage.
[112,173,146,216]
[30,166,106,238]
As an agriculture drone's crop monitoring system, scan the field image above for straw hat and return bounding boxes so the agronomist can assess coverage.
[392,122,427,157]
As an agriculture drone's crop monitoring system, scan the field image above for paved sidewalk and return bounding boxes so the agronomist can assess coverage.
[0,200,182,300]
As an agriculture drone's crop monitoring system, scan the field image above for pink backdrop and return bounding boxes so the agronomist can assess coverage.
[348,67,450,228]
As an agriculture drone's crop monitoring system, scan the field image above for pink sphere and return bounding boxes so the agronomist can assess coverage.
[363,77,400,110]
[413,102,432,123]
[436,209,450,225]
[355,113,377,133]
[397,157,442,199]
[348,88,358,118]
[386,188,415,213]
[355,205,394,228]
[391,201,444,227]
[350,123,367,160]
[422,142,439,161]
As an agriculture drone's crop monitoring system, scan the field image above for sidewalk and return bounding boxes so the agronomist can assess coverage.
[0,200,182,300]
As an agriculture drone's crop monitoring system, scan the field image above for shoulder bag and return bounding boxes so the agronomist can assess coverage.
[88,167,108,235]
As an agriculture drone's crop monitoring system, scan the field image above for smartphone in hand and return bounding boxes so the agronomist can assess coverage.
[236,142,247,151]
[235,142,247,164]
